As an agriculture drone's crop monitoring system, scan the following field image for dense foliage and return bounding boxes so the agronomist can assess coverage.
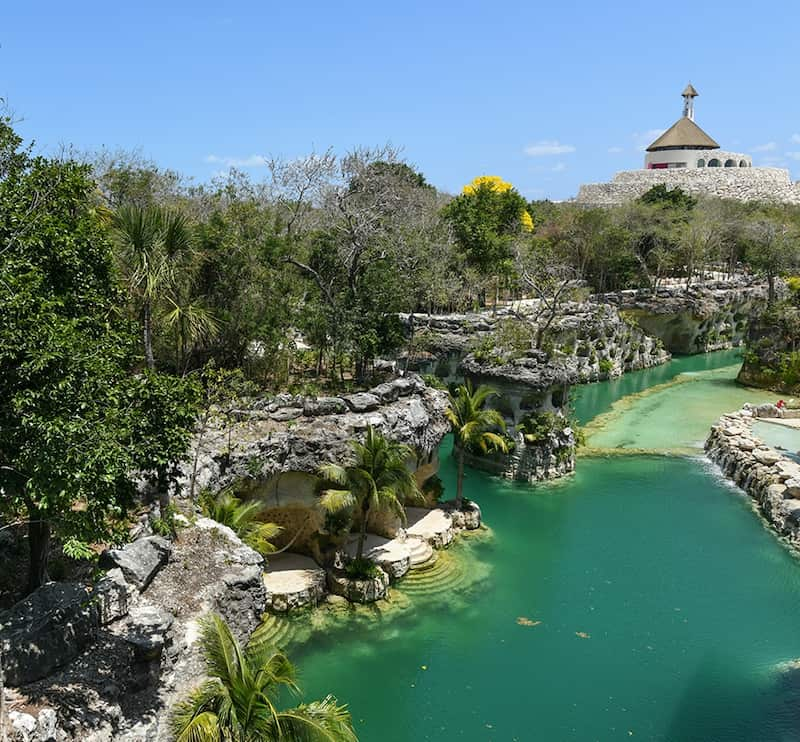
[0,119,198,592]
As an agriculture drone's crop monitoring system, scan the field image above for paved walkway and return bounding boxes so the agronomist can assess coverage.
[406,507,452,542]
[263,553,325,594]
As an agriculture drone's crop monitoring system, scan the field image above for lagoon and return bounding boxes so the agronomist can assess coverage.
[285,354,800,741]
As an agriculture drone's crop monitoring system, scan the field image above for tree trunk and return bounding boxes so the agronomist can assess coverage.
[356,503,369,561]
[27,513,51,594]
[143,300,155,370]
[455,446,465,510]
[492,276,499,317]
[768,274,776,304]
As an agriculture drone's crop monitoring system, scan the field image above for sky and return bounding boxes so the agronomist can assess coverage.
[3,0,800,201]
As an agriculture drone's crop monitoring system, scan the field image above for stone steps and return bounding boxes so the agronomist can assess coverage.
[263,553,327,613]
[405,507,454,549]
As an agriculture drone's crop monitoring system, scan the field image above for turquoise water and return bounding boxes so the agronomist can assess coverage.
[284,354,800,741]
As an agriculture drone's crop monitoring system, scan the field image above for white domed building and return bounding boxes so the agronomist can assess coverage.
[577,85,800,205]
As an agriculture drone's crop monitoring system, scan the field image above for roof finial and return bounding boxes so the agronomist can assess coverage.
[682,83,698,121]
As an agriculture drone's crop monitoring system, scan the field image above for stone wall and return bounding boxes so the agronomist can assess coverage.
[705,405,800,549]
[576,167,800,206]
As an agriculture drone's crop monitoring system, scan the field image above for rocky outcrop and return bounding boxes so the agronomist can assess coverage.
[6,519,266,741]
[327,567,390,603]
[737,302,800,395]
[595,279,770,354]
[404,300,669,380]
[183,373,449,500]
[705,405,800,547]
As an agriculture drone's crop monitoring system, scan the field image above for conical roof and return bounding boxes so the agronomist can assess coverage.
[682,83,699,97]
[646,117,719,152]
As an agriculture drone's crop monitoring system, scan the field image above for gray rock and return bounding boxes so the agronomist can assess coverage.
[303,397,347,417]
[327,568,390,603]
[9,711,37,742]
[270,407,303,422]
[370,381,401,403]
[342,392,381,412]
[99,536,171,590]
[93,568,136,625]
[36,708,58,742]
[0,582,99,686]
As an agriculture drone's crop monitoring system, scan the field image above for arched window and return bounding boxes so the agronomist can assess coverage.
[739,160,747,167]
[708,158,720,167]
[697,159,706,168]
[724,159,736,167]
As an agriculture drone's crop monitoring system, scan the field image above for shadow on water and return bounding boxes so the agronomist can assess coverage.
[663,652,800,742]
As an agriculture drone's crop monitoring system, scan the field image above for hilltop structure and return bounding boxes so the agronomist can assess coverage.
[577,85,800,205]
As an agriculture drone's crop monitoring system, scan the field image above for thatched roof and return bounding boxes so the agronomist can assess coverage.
[646,117,719,152]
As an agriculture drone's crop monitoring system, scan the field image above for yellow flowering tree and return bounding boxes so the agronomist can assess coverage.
[442,175,533,306]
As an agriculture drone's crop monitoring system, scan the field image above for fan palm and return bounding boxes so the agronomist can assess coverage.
[318,426,421,561]
[170,613,357,742]
[112,205,193,369]
[446,381,508,509]
[204,489,283,557]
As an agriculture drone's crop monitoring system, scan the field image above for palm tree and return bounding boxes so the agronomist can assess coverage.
[203,489,283,558]
[112,205,192,369]
[318,426,420,562]
[171,613,357,742]
[446,381,508,509]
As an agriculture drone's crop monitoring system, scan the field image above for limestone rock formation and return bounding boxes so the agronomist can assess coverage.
[705,404,800,547]
[5,519,266,741]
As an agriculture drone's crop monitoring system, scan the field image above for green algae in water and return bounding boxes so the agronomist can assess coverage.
[583,362,773,453]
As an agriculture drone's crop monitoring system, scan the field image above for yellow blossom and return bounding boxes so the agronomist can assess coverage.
[462,175,513,195]
[520,210,534,232]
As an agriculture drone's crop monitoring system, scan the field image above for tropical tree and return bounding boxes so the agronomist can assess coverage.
[446,382,508,509]
[317,426,421,561]
[203,489,283,557]
[170,613,357,742]
[0,119,197,593]
[112,204,192,368]
[442,175,533,308]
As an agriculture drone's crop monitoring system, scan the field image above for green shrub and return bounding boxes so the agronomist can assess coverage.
[421,373,447,390]
[345,557,380,579]
[598,359,614,375]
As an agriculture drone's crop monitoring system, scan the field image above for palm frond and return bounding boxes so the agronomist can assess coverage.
[273,696,358,742]
[318,488,356,513]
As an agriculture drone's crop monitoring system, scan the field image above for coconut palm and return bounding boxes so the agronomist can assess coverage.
[112,205,193,369]
[318,426,421,561]
[446,381,508,509]
[203,489,282,558]
[170,613,357,742]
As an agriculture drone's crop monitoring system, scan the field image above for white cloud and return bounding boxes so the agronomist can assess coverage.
[204,154,268,168]
[607,146,624,154]
[523,140,576,157]
[786,152,800,161]
[634,129,666,151]
[791,134,800,144]
[752,142,777,152]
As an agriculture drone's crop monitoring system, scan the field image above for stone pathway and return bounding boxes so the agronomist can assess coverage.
[263,553,326,613]
[406,507,454,549]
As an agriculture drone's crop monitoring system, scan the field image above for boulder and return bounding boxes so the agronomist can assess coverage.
[371,382,401,403]
[303,396,347,417]
[753,448,781,465]
[327,568,390,603]
[93,568,136,625]
[785,478,800,498]
[99,536,171,590]
[0,582,99,686]
[270,407,303,422]
[8,711,37,742]
[35,708,58,742]
[342,392,380,412]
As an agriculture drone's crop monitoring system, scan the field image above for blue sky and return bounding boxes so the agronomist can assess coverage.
[3,0,799,200]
